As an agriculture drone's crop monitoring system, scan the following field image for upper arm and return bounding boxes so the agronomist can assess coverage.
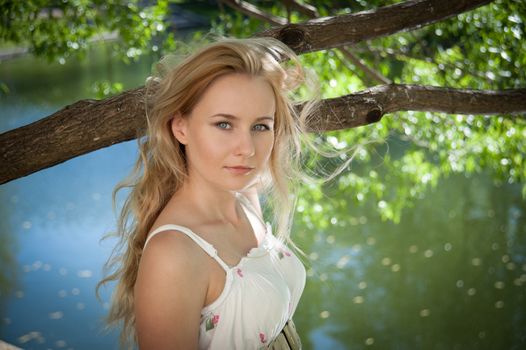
[134,231,208,350]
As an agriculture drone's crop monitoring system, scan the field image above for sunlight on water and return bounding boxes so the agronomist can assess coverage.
[18,332,45,345]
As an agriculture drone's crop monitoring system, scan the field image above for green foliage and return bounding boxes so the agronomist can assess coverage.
[210,11,266,38]
[210,0,526,226]
[2,0,524,225]
[0,82,9,96]
[0,0,168,64]
[91,80,123,98]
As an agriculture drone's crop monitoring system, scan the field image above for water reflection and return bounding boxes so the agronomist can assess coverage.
[293,168,526,349]
[0,42,147,348]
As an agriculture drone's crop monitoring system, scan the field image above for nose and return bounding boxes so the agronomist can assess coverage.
[234,130,255,157]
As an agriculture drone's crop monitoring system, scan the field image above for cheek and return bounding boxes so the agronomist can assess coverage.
[191,132,226,164]
[258,134,274,160]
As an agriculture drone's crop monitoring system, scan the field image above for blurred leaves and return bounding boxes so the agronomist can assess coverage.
[91,80,123,98]
[211,0,526,225]
[0,81,9,96]
[0,0,169,64]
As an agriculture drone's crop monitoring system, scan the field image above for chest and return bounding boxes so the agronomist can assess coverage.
[197,245,307,350]
[203,223,268,307]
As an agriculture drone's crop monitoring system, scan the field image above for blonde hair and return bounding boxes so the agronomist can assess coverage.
[97,35,351,348]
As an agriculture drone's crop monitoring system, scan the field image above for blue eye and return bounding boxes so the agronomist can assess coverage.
[254,124,271,131]
[216,122,231,129]
[214,122,272,131]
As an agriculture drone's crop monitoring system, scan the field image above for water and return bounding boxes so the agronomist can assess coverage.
[292,171,526,349]
[1,46,525,350]
[0,44,152,349]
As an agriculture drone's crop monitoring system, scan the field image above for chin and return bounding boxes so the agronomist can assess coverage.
[221,178,258,192]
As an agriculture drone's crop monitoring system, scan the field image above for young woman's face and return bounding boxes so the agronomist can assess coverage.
[172,73,276,192]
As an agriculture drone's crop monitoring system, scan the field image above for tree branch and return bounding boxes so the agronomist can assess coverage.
[280,0,319,18]
[1,87,146,185]
[313,85,526,131]
[2,85,525,184]
[0,0,508,185]
[256,0,493,54]
[338,47,392,85]
[220,0,287,26]
[278,1,391,86]
[365,46,490,82]
[224,0,391,85]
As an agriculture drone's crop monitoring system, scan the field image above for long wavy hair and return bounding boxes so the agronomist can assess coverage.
[96,36,334,348]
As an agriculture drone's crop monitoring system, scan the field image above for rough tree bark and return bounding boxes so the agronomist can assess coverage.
[223,0,392,85]
[2,84,525,185]
[256,0,493,54]
[1,0,524,185]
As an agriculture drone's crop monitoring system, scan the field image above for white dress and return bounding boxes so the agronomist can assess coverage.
[143,192,306,349]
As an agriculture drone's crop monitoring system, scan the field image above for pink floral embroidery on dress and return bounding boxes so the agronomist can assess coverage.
[236,268,244,277]
[205,313,220,331]
[278,248,291,259]
[259,332,267,344]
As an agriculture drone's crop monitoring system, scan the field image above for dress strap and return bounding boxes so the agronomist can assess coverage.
[235,191,268,229]
[144,224,231,272]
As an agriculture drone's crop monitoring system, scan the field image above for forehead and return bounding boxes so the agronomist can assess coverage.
[191,73,276,118]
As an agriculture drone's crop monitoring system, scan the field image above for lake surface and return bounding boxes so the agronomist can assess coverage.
[1,45,525,350]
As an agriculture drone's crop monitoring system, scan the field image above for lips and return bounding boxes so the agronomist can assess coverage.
[227,166,254,170]
[225,166,254,175]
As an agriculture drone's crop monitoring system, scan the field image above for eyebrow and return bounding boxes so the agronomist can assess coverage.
[210,113,274,122]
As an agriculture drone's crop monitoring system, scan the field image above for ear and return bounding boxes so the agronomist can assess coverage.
[171,113,189,145]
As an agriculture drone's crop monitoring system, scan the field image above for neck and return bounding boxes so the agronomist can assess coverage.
[172,176,245,228]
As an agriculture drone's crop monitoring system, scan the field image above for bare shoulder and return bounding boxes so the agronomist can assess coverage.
[134,229,208,349]
[136,228,210,291]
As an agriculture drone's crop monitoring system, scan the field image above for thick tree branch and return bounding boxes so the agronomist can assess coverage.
[0,0,507,185]
[281,1,391,86]
[2,85,525,184]
[256,0,493,54]
[313,85,526,131]
[224,0,390,85]
[1,87,146,185]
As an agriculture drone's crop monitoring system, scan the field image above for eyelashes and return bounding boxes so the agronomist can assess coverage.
[215,122,273,131]
[253,124,272,132]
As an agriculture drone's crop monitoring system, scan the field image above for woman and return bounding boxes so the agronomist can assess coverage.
[98,36,327,349]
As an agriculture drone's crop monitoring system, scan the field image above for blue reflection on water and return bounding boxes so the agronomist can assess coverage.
[1,140,138,349]
[309,324,347,350]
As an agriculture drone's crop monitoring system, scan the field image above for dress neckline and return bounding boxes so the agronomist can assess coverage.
[217,192,272,268]
[147,192,273,269]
